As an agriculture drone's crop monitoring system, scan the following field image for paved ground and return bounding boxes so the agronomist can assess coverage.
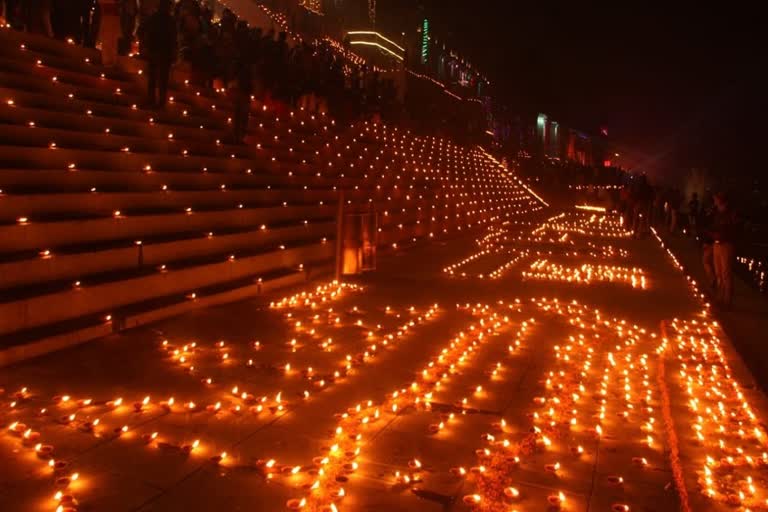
[661,232,768,392]
[2,209,765,512]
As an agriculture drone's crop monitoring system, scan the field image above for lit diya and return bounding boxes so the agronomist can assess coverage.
[22,429,40,445]
[36,444,54,458]
[141,432,159,444]
[285,497,306,510]
[52,460,70,475]
[547,491,566,508]
[55,493,78,507]
[462,494,481,506]
[9,422,27,435]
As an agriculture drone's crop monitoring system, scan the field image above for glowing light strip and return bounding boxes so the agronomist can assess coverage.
[346,31,405,52]
[574,204,606,212]
[444,88,462,100]
[477,146,550,207]
[349,41,404,61]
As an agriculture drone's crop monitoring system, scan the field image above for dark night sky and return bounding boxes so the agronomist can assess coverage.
[383,2,765,182]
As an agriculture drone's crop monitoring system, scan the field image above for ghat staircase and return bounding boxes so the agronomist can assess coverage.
[0,27,544,364]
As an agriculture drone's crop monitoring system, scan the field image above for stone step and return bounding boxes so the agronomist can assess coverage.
[0,265,316,367]
[0,38,331,130]
[0,123,284,163]
[0,54,218,117]
[0,167,367,193]
[0,237,333,335]
[0,144,302,176]
[0,105,324,164]
[0,186,338,215]
[0,144,404,195]
[0,220,335,289]
[0,77,227,132]
[2,40,137,83]
[116,266,316,331]
[0,196,428,253]
[0,26,101,62]
[0,86,330,149]
[0,180,420,219]
[0,203,336,251]
[0,39,256,117]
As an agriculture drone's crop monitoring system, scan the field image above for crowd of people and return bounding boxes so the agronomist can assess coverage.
[614,178,740,310]
[542,159,744,310]
[1,0,402,141]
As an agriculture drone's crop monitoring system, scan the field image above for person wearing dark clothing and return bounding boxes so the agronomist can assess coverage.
[231,24,253,143]
[698,203,716,289]
[24,0,53,36]
[51,0,83,41]
[118,0,137,55]
[220,7,236,33]
[650,187,663,228]
[629,175,652,237]
[618,185,631,225]
[2,0,22,29]
[688,192,700,236]
[260,29,277,99]
[249,27,264,89]
[668,188,682,233]
[135,0,157,54]
[709,193,739,308]
[272,31,289,104]
[144,0,176,107]
[97,0,120,66]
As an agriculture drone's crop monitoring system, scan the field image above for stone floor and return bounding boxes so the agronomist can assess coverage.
[1,209,764,512]
[662,232,768,392]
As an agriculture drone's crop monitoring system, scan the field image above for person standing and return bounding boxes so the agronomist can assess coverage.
[23,0,53,36]
[80,0,98,48]
[710,192,739,309]
[688,192,700,236]
[136,0,158,54]
[272,31,289,107]
[97,0,120,66]
[650,186,663,228]
[619,185,631,226]
[51,0,80,41]
[1,0,22,29]
[668,188,682,234]
[231,23,253,144]
[118,0,137,55]
[698,199,716,289]
[260,29,277,103]
[144,0,176,108]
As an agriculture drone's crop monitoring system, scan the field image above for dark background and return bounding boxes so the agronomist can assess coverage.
[377,1,765,183]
